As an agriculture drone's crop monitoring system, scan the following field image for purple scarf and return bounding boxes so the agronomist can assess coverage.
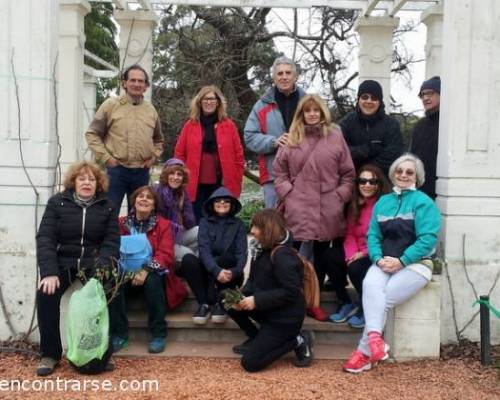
[154,184,196,243]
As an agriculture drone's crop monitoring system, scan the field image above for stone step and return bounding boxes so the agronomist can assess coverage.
[126,310,362,346]
[115,339,353,360]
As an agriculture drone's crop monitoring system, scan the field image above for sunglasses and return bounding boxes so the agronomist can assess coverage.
[214,198,231,204]
[357,178,379,186]
[395,168,415,176]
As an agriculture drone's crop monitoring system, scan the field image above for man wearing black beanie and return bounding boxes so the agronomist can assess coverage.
[409,76,441,199]
[339,80,404,176]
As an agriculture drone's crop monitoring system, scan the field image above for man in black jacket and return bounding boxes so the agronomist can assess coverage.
[339,80,404,176]
[409,76,441,199]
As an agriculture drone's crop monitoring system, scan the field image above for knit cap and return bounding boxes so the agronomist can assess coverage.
[164,158,185,167]
[358,80,383,101]
[419,76,441,96]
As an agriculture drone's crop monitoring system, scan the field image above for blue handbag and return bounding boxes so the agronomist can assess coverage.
[119,227,152,272]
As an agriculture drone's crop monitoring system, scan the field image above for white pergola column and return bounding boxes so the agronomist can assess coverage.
[82,71,97,159]
[58,0,91,176]
[355,16,399,109]
[421,3,443,78]
[113,9,158,101]
[0,0,59,340]
[438,0,500,344]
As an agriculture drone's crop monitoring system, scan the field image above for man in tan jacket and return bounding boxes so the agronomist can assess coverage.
[85,64,164,210]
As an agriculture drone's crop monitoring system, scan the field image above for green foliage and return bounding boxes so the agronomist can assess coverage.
[392,112,420,149]
[221,288,245,310]
[239,198,265,231]
[84,3,119,106]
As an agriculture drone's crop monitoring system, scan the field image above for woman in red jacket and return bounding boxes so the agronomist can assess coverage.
[174,85,245,222]
[109,186,175,354]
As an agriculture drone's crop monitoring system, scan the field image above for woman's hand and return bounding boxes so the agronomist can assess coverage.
[347,251,364,265]
[217,269,233,283]
[237,296,256,311]
[132,269,149,286]
[380,256,403,274]
[39,276,60,295]
[275,133,290,147]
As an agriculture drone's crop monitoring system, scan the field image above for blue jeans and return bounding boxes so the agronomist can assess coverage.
[263,182,278,208]
[107,165,150,212]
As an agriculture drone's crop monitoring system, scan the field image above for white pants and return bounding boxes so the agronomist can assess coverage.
[357,265,428,356]
[174,226,199,263]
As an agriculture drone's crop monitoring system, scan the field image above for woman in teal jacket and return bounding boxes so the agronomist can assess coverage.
[343,153,441,374]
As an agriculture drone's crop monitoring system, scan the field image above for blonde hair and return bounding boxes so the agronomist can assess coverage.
[288,94,335,146]
[188,85,227,122]
[63,161,109,193]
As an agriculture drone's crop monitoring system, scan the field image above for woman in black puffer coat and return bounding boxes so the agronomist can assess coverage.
[36,161,119,376]
[227,209,314,372]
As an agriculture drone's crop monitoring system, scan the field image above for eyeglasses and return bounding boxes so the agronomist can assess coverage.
[359,94,379,101]
[202,97,218,103]
[214,198,230,204]
[357,178,379,186]
[395,168,415,176]
[419,90,437,99]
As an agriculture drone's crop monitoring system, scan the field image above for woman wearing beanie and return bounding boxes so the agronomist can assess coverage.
[174,85,245,222]
[339,80,404,176]
[154,158,198,264]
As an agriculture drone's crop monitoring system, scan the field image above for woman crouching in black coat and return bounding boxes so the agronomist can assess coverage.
[228,209,314,372]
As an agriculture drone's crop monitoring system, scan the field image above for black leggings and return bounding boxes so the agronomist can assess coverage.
[177,253,243,305]
[227,308,302,372]
[346,256,372,312]
[294,239,351,305]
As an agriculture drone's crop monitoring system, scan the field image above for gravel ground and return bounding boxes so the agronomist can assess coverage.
[0,354,498,400]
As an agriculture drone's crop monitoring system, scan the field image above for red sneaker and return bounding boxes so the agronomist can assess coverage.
[306,307,329,322]
[343,350,371,374]
[368,332,389,362]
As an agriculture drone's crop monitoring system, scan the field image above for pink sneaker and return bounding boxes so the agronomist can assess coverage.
[368,332,389,362]
[343,350,371,374]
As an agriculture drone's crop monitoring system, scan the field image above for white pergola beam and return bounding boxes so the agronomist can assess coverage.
[94,0,438,13]
[389,0,409,16]
[112,0,127,9]
[83,49,119,73]
[364,0,382,16]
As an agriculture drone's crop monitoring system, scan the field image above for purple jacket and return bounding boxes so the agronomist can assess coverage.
[273,125,355,241]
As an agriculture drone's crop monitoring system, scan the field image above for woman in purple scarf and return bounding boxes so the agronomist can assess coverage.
[154,158,198,263]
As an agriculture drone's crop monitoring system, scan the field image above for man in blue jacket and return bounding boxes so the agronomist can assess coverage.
[244,56,306,208]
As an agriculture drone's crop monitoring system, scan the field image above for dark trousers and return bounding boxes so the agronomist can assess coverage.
[227,308,302,372]
[108,272,167,340]
[177,253,243,305]
[37,269,79,360]
[106,165,150,212]
[294,239,351,305]
[347,256,372,312]
[192,183,219,223]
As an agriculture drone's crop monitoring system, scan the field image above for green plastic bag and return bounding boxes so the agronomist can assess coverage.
[65,278,109,367]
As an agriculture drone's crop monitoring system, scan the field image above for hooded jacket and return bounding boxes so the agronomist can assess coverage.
[339,103,403,175]
[36,190,119,279]
[244,86,306,184]
[197,187,248,278]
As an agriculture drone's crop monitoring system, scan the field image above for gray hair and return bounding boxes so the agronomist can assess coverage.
[272,56,297,76]
[388,153,426,188]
